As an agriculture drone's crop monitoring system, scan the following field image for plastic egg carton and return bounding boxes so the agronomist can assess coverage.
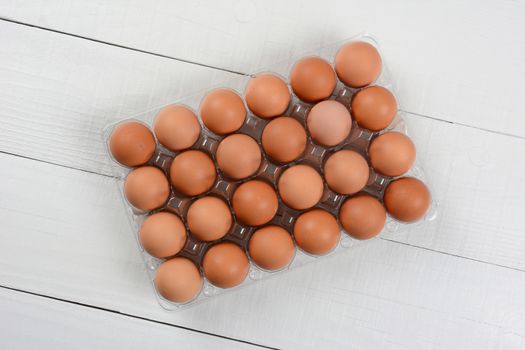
[103,34,437,310]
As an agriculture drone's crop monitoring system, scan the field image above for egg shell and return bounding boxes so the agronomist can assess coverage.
[249,225,295,271]
[124,166,170,211]
[109,121,156,167]
[187,196,232,242]
[384,177,431,222]
[335,41,382,88]
[278,165,324,210]
[155,257,202,303]
[261,116,307,163]
[293,209,340,256]
[232,180,278,226]
[307,100,352,147]
[203,242,249,289]
[216,134,262,180]
[339,195,386,240]
[369,131,416,176]
[169,150,217,196]
[153,105,201,151]
[139,212,187,258]
[245,74,291,118]
[324,150,369,195]
[351,86,397,131]
[290,56,337,103]
[200,89,246,135]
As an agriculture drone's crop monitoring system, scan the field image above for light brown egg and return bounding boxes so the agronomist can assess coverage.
[202,242,249,288]
[216,134,261,180]
[153,105,200,151]
[293,209,340,255]
[155,257,202,303]
[109,121,156,167]
[290,56,337,103]
[307,100,352,147]
[187,196,232,241]
[232,180,278,226]
[200,89,246,135]
[261,116,307,163]
[245,74,290,118]
[369,132,416,177]
[124,166,170,211]
[351,86,397,131]
[139,212,187,258]
[335,41,382,88]
[384,177,431,222]
[170,150,216,196]
[278,165,324,210]
[339,195,386,240]
[324,150,369,194]
[249,225,295,271]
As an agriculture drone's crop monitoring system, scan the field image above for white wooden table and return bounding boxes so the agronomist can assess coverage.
[1,1,525,349]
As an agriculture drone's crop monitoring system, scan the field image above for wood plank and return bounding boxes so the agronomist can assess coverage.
[1,1,524,136]
[0,288,261,350]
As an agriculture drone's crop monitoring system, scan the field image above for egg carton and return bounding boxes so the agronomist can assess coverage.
[102,34,438,310]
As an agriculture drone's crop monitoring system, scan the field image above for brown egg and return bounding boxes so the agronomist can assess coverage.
[261,116,307,163]
[369,132,416,176]
[139,212,187,258]
[216,134,261,180]
[290,56,337,103]
[339,195,386,240]
[249,225,295,271]
[187,196,232,241]
[170,150,216,196]
[109,121,155,167]
[293,209,340,255]
[278,165,324,210]
[307,100,352,147]
[155,257,202,303]
[384,177,431,222]
[351,86,397,131]
[153,105,200,151]
[124,166,170,211]
[232,180,278,226]
[245,74,290,118]
[202,242,249,288]
[335,41,382,88]
[324,150,369,195]
[200,89,246,135]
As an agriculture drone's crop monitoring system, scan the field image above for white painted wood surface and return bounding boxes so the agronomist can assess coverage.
[0,1,524,349]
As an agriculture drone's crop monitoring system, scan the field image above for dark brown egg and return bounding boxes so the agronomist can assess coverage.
[109,121,156,167]
[369,132,416,176]
[249,225,295,271]
[155,257,202,303]
[324,150,369,194]
[278,165,324,210]
[203,242,249,288]
[293,209,340,255]
[335,41,382,88]
[307,100,352,147]
[200,89,246,135]
[290,56,337,103]
[232,180,278,226]
[339,195,386,240]
[245,74,290,118]
[261,116,307,163]
[187,196,232,241]
[169,150,216,196]
[139,212,187,258]
[384,177,431,222]
[124,166,170,211]
[153,105,201,151]
[351,86,397,131]
[216,134,261,180]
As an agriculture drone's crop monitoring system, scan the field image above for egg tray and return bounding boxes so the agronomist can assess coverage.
[103,34,437,310]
